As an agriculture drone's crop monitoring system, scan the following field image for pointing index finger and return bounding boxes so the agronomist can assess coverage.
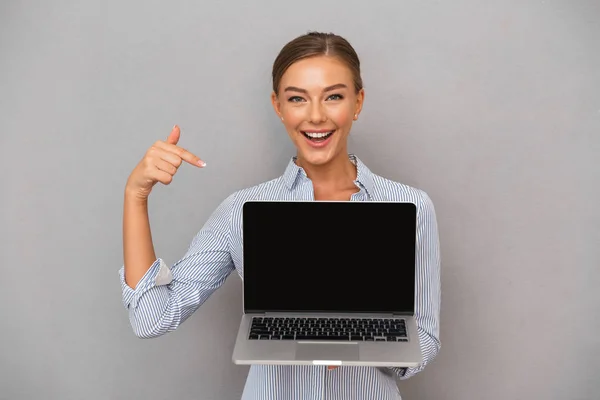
[156,134,206,167]
[178,147,205,167]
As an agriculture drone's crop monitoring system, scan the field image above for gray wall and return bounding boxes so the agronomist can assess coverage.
[1,1,598,399]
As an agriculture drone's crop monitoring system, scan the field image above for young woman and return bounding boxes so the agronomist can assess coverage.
[120,31,441,400]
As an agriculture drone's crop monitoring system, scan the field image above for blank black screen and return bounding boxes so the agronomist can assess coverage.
[242,201,417,314]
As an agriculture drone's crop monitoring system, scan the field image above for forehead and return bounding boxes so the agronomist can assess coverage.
[280,56,353,89]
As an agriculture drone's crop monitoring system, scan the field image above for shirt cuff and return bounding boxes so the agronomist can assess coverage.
[118,258,173,309]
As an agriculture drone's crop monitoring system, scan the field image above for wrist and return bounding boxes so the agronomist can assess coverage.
[124,186,149,206]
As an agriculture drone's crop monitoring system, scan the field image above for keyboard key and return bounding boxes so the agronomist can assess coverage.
[313,335,348,341]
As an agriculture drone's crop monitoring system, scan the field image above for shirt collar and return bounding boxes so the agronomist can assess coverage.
[282,153,375,198]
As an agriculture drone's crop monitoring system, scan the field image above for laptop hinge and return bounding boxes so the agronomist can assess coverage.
[255,311,410,317]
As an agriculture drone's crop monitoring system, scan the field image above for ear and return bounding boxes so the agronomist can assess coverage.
[354,88,365,120]
[271,91,282,119]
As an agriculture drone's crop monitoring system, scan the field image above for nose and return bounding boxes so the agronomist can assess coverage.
[308,101,327,123]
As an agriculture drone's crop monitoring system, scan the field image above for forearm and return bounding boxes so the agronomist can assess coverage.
[122,189,157,289]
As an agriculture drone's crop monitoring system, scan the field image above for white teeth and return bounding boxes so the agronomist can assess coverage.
[304,131,333,138]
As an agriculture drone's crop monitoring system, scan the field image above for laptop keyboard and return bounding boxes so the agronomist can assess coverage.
[248,317,407,342]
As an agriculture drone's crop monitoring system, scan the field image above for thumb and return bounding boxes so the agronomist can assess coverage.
[166,125,180,145]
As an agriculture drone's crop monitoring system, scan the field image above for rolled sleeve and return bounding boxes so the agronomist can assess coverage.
[119,258,172,309]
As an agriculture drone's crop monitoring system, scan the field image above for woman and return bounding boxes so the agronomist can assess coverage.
[120,31,441,400]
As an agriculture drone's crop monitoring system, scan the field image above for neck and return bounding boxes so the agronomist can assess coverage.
[296,152,357,190]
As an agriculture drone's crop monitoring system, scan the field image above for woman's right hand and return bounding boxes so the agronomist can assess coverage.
[125,125,205,201]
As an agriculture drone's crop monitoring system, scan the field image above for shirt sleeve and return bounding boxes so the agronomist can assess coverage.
[118,192,237,338]
[388,190,441,379]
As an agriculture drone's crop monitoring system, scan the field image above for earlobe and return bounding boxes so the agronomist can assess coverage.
[354,89,365,120]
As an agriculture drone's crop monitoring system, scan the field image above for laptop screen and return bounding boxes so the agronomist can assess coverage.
[242,201,417,314]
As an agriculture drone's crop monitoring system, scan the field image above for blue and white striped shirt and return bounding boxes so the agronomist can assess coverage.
[119,154,441,400]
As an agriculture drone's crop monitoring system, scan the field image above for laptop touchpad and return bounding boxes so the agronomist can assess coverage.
[295,343,359,362]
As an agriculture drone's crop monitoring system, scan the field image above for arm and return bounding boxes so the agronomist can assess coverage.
[389,190,441,379]
[122,189,158,290]
[118,193,237,338]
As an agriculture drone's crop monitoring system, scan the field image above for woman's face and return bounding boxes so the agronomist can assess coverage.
[272,56,364,167]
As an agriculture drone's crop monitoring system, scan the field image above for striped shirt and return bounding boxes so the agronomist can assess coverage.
[119,154,441,400]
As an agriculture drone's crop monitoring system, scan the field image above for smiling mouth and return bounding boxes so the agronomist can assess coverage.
[301,130,335,142]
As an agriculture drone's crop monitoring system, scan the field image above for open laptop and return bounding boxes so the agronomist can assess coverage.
[232,200,422,368]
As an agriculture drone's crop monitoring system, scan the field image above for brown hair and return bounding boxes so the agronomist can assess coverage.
[272,32,363,95]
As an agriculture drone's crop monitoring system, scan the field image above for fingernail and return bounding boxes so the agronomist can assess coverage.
[198,161,206,167]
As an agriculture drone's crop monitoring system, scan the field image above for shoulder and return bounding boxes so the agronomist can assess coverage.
[217,176,288,211]
[234,176,286,202]
[369,173,439,241]
[205,177,286,235]
[355,155,435,212]
[370,173,435,211]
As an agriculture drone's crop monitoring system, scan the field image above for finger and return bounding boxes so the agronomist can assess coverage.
[153,169,174,185]
[166,125,180,145]
[155,141,206,167]
[154,159,177,176]
[327,366,338,370]
[158,150,184,169]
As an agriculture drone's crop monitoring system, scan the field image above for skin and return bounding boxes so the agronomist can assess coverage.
[271,55,365,201]
[123,54,365,371]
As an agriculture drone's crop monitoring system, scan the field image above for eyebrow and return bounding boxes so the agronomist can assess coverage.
[283,83,348,94]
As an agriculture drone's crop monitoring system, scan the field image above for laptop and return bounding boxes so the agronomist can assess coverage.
[232,200,422,367]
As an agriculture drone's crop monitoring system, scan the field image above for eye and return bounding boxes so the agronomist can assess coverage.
[326,94,344,101]
[287,96,305,103]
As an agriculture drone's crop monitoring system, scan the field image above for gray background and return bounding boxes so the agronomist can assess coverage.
[1,1,598,399]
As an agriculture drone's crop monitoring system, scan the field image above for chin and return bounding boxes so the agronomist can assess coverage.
[296,147,342,167]
[300,154,333,166]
